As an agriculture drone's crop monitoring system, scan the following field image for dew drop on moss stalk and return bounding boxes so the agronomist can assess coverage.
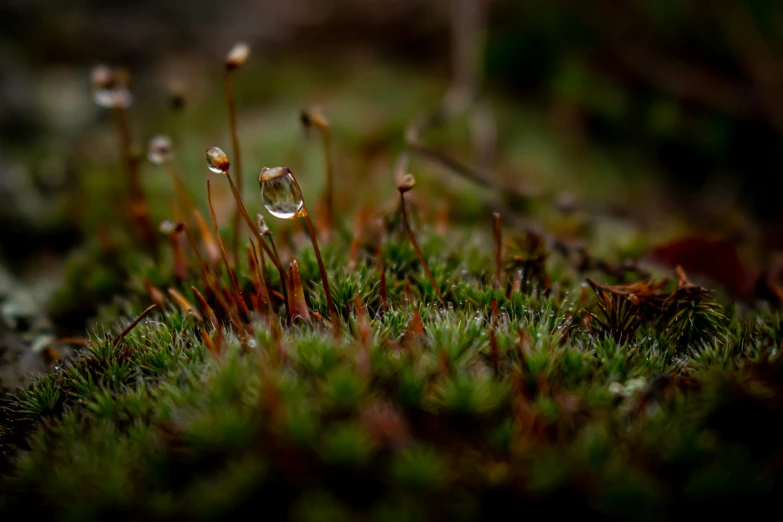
[205,147,230,174]
[258,166,306,219]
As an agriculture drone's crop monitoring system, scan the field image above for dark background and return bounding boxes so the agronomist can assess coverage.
[2,0,783,234]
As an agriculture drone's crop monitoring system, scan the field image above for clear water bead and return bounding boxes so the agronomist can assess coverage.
[90,65,132,109]
[159,220,177,235]
[205,147,230,174]
[258,167,306,219]
[93,88,132,109]
[148,135,173,165]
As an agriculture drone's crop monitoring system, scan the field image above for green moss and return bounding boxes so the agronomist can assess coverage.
[2,60,782,521]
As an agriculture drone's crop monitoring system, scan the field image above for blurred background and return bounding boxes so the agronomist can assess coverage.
[2,0,783,369]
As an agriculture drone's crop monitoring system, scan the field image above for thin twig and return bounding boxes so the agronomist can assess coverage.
[225,70,243,266]
[54,337,88,345]
[492,212,502,290]
[377,244,389,312]
[191,207,221,267]
[302,210,340,334]
[112,106,158,257]
[250,236,275,305]
[267,232,283,276]
[249,238,276,319]
[206,180,243,307]
[322,125,334,234]
[181,224,234,318]
[489,298,499,376]
[302,109,335,236]
[399,190,445,305]
[113,304,157,347]
[166,162,200,220]
[181,222,208,274]
[224,171,290,319]
[191,286,218,328]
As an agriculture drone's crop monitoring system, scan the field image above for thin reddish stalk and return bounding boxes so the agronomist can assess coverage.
[247,245,266,302]
[201,328,218,355]
[166,162,199,218]
[518,327,529,368]
[267,233,283,276]
[302,211,340,334]
[321,125,334,234]
[168,232,188,280]
[206,180,244,315]
[492,212,502,290]
[224,71,242,266]
[251,236,274,306]
[192,286,218,328]
[181,224,234,316]
[489,298,499,376]
[399,190,445,305]
[181,223,208,272]
[224,171,290,319]
[191,208,221,267]
[249,241,275,319]
[113,304,157,347]
[377,245,389,312]
[112,106,158,257]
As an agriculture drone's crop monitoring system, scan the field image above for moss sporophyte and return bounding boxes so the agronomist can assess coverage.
[224,42,250,267]
[205,147,290,322]
[259,166,340,334]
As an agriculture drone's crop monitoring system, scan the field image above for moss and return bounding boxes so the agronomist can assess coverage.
[3,229,782,520]
[2,59,782,521]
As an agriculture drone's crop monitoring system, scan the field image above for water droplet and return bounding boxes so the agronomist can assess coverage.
[93,88,132,109]
[159,220,177,235]
[247,339,258,348]
[90,65,132,109]
[259,167,306,219]
[206,147,230,173]
[148,135,173,165]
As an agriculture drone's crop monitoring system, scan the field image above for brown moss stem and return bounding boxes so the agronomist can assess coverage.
[112,106,158,257]
[191,286,218,328]
[250,236,275,305]
[321,125,334,234]
[224,171,291,320]
[181,223,234,317]
[206,180,243,313]
[113,304,157,347]
[377,245,389,312]
[249,240,275,319]
[489,298,499,376]
[399,190,445,305]
[302,211,340,334]
[492,212,502,290]
[165,162,199,219]
[224,71,242,267]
